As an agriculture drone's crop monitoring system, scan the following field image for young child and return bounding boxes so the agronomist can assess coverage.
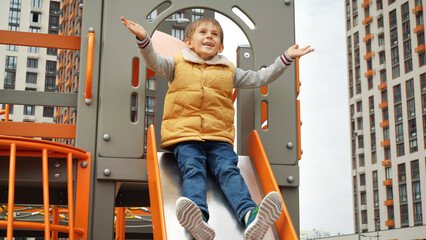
[121,16,313,240]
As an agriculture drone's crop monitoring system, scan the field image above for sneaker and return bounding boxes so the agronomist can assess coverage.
[244,191,283,240]
[176,197,215,240]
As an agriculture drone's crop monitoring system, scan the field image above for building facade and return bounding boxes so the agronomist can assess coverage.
[346,0,426,235]
[0,0,60,124]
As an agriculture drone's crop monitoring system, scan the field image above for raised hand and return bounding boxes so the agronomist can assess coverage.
[121,16,147,40]
[287,44,314,59]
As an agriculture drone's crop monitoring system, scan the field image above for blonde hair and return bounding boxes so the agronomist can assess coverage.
[184,17,224,44]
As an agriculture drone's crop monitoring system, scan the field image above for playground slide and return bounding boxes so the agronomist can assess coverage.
[146,125,298,240]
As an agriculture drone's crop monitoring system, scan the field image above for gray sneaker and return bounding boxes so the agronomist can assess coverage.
[244,191,283,240]
[176,197,215,240]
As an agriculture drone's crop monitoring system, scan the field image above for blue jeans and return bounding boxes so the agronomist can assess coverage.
[174,141,256,224]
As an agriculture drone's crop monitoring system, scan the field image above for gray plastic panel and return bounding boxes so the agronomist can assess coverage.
[158,152,278,239]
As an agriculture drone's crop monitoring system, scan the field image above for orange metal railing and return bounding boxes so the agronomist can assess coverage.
[85,29,95,105]
[0,104,10,121]
[0,136,91,240]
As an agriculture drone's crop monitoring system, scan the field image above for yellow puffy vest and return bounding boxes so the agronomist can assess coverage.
[160,53,236,150]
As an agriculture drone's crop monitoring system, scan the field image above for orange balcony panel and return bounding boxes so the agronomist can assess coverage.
[381,139,390,147]
[384,199,394,206]
[361,0,372,8]
[382,159,392,166]
[364,69,376,77]
[385,220,395,226]
[380,120,389,128]
[378,82,387,90]
[363,33,374,42]
[414,24,424,33]
[60,15,66,24]
[64,115,70,123]
[66,62,72,71]
[362,16,373,25]
[379,101,388,109]
[364,51,375,60]
[412,5,423,14]
[55,110,60,118]
[383,179,393,186]
[66,79,72,88]
[70,12,76,19]
[415,44,425,53]
[56,78,63,87]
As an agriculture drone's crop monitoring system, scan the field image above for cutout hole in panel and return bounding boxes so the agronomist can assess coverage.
[146,1,172,22]
[261,100,268,130]
[132,57,140,87]
[131,93,138,123]
[231,7,255,30]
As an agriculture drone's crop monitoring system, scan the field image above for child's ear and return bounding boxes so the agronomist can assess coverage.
[217,43,224,53]
[185,38,193,49]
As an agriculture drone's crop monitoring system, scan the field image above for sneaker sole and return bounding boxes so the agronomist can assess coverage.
[244,192,283,240]
[176,197,215,240]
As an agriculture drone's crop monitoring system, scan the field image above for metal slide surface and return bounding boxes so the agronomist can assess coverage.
[157,152,278,239]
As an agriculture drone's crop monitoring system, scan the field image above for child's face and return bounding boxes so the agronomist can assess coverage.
[185,23,224,60]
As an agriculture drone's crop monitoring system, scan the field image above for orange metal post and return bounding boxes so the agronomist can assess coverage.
[115,207,126,240]
[67,153,75,240]
[248,130,299,240]
[7,143,16,240]
[147,125,167,240]
[0,122,76,139]
[52,206,59,240]
[42,148,51,240]
[85,31,95,104]
[74,152,91,240]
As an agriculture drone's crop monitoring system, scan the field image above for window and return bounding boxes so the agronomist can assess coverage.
[30,12,41,23]
[371,151,377,164]
[4,72,16,88]
[146,96,155,113]
[380,69,387,83]
[389,9,397,28]
[357,117,363,130]
[31,0,41,8]
[358,136,364,149]
[361,191,367,205]
[23,105,35,115]
[353,0,358,26]
[26,72,37,84]
[378,16,384,28]
[391,47,399,65]
[390,28,398,46]
[374,190,379,207]
[146,75,156,90]
[9,10,20,25]
[410,139,418,152]
[421,73,426,92]
[411,160,419,179]
[360,173,366,186]
[370,114,375,130]
[348,53,353,69]
[45,75,56,92]
[398,163,406,182]
[43,106,54,117]
[409,119,417,137]
[379,51,386,64]
[377,0,383,9]
[383,108,389,121]
[406,79,414,98]
[46,61,57,75]
[401,204,409,224]
[384,127,390,140]
[368,77,373,90]
[395,104,402,122]
[6,56,17,70]
[192,8,204,21]
[399,184,407,202]
[414,202,422,222]
[361,210,368,224]
[172,28,184,41]
[27,58,38,68]
[384,146,391,160]
[401,2,410,21]
[407,99,416,117]
[373,171,378,188]
[10,0,21,9]
[369,96,374,112]
[396,123,404,141]
[354,32,359,48]
[386,167,392,180]
[355,49,360,66]
[413,181,421,200]
[397,143,405,156]
[371,132,376,150]
[356,101,362,112]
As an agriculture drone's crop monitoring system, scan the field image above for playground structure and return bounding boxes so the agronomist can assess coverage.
[0,0,301,239]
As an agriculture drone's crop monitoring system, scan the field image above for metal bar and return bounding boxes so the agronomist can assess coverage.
[0,90,78,107]
[7,143,16,240]
[0,221,85,235]
[0,30,81,50]
[52,206,59,240]
[84,30,95,105]
[67,152,75,240]
[0,122,76,139]
[74,152,91,240]
[42,148,51,240]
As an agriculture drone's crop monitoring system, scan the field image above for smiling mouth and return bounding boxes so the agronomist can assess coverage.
[203,42,214,47]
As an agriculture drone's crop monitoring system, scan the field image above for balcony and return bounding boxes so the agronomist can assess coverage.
[383,179,392,186]
[378,82,387,90]
[381,139,390,147]
[385,220,395,226]
[415,44,425,53]
[56,78,63,87]
[379,101,388,109]
[64,115,70,123]
[412,5,423,14]
[55,110,60,118]
[380,120,389,127]
[384,199,394,206]
[362,16,373,25]
[364,51,375,60]
[414,24,424,34]
[364,69,376,77]
[382,159,392,166]
[361,0,372,8]
[66,78,72,88]
[363,33,374,42]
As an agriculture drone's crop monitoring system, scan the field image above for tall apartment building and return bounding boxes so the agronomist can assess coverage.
[346,0,426,235]
[0,0,60,124]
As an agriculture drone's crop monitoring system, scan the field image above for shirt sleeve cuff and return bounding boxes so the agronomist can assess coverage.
[136,36,151,49]
[280,51,294,66]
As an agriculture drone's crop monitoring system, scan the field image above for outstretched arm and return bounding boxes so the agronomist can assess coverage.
[287,44,314,58]
[121,16,147,40]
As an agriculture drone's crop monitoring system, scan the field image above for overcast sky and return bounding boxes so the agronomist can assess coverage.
[217,0,353,235]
